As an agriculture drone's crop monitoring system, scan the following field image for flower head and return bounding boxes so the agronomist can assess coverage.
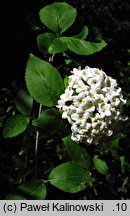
[57,66,127,145]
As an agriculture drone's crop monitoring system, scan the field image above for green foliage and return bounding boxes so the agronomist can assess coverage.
[37,33,56,54]
[2,0,129,200]
[44,37,107,55]
[64,38,107,55]
[63,135,90,169]
[49,162,92,193]
[48,37,68,54]
[32,108,63,135]
[25,54,64,107]
[63,76,69,88]
[111,133,123,146]
[39,2,77,34]
[93,155,109,175]
[15,88,33,115]
[119,156,125,168]
[3,114,30,138]
[37,2,107,55]
[6,180,46,200]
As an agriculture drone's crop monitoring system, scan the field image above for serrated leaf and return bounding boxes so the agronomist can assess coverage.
[93,156,109,175]
[63,135,90,169]
[49,162,91,193]
[39,2,77,34]
[37,32,56,54]
[74,26,89,39]
[32,108,63,135]
[3,114,30,138]
[64,37,107,55]
[25,54,64,107]
[6,180,46,200]
[15,88,33,115]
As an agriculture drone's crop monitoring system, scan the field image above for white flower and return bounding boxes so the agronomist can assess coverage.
[71,113,79,121]
[62,111,68,119]
[57,66,127,145]
[76,107,84,114]
[60,88,73,102]
[87,77,103,89]
[81,99,95,112]
[98,104,112,117]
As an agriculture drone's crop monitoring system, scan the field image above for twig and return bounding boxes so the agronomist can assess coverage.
[34,55,54,178]
[35,104,42,178]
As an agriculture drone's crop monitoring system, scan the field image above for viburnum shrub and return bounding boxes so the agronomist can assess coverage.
[2,2,127,199]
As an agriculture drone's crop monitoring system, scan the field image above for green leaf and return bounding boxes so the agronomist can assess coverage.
[6,180,46,200]
[15,88,33,115]
[37,33,106,55]
[25,54,64,107]
[65,58,72,65]
[32,108,63,134]
[39,2,77,34]
[37,32,56,54]
[63,76,69,88]
[64,37,107,55]
[93,156,109,175]
[37,33,68,54]
[48,37,68,54]
[3,114,30,138]
[111,133,123,146]
[119,156,125,168]
[49,162,91,193]
[73,26,89,39]
[63,135,90,169]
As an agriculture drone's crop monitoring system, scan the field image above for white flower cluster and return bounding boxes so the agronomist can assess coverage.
[57,66,126,145]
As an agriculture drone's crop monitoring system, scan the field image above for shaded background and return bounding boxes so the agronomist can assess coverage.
[0,0,130,199]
